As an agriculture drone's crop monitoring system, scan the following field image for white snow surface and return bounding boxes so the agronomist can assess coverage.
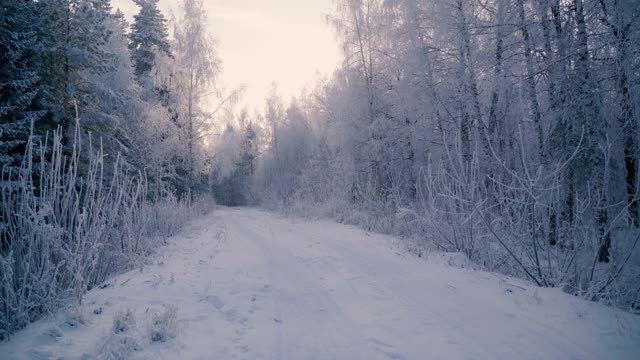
[1,208,639,359]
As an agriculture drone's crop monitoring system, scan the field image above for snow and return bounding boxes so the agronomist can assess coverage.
[1,208,639,359]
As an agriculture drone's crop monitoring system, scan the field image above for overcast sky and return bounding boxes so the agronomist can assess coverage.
[112,0,341,112]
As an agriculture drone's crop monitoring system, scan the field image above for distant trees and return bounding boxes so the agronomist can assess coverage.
[210,113,258,206]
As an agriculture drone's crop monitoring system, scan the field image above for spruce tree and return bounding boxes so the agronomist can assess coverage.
[36,0,114,130]
[129,0,171,80]
[0,0,44,171]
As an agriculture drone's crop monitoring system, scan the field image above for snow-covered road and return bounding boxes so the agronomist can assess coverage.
[2,208,639,359]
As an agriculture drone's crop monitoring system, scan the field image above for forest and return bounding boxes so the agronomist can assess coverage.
[1,0,640,342]
[0,0,230,337]
[218,0,640,314]
[236,0,640,311]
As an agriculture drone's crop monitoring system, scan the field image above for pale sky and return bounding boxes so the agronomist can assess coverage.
[112,0,341,111]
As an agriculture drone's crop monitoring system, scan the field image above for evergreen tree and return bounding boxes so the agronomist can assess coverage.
[36,0,114,130]
[82,9,137,165]
[129,0,171,80]
[0,0,44,171]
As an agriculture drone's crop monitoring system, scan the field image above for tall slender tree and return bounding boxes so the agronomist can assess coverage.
[173,0,220,195]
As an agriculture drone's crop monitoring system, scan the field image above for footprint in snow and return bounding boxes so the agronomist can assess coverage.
[225,309,239,321]
[201,295,225,310]
[236,344,250,353]
[382,350,407,360]
[368,337,394,348]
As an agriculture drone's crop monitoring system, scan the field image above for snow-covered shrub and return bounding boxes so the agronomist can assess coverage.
[64,308,90,329]
[416,141,488,260]
[112,309,136,335]
[0,125,200,339]
[141,193,194,241]
[44,326,64,339]
[97,309,142,360]
[98,334,142,360]
[148,305,178,343]
[417,131,640,310]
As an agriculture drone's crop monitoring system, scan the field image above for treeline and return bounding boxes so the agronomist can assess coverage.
[0,0,223,337]
[227,0,640,311]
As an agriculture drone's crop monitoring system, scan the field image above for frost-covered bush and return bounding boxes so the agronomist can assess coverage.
[98,334,142,360]
[415,135,640,311]
[95,305,180,359]
[148,305,178,343]
[97,309,142,360]
[112,309,137,335]
[0,126,199,339]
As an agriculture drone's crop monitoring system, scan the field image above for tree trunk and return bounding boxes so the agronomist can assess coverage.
[188,73,194,197]
[455,0,484,167]
[573,0,610,261]
[488,0,505,154]
[598,0,640,226]
[517,0,544,157]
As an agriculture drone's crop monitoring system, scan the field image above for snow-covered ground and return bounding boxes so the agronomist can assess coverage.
[1,208,639,359]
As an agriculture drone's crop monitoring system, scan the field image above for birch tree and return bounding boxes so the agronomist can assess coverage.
[173,0,220,194]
